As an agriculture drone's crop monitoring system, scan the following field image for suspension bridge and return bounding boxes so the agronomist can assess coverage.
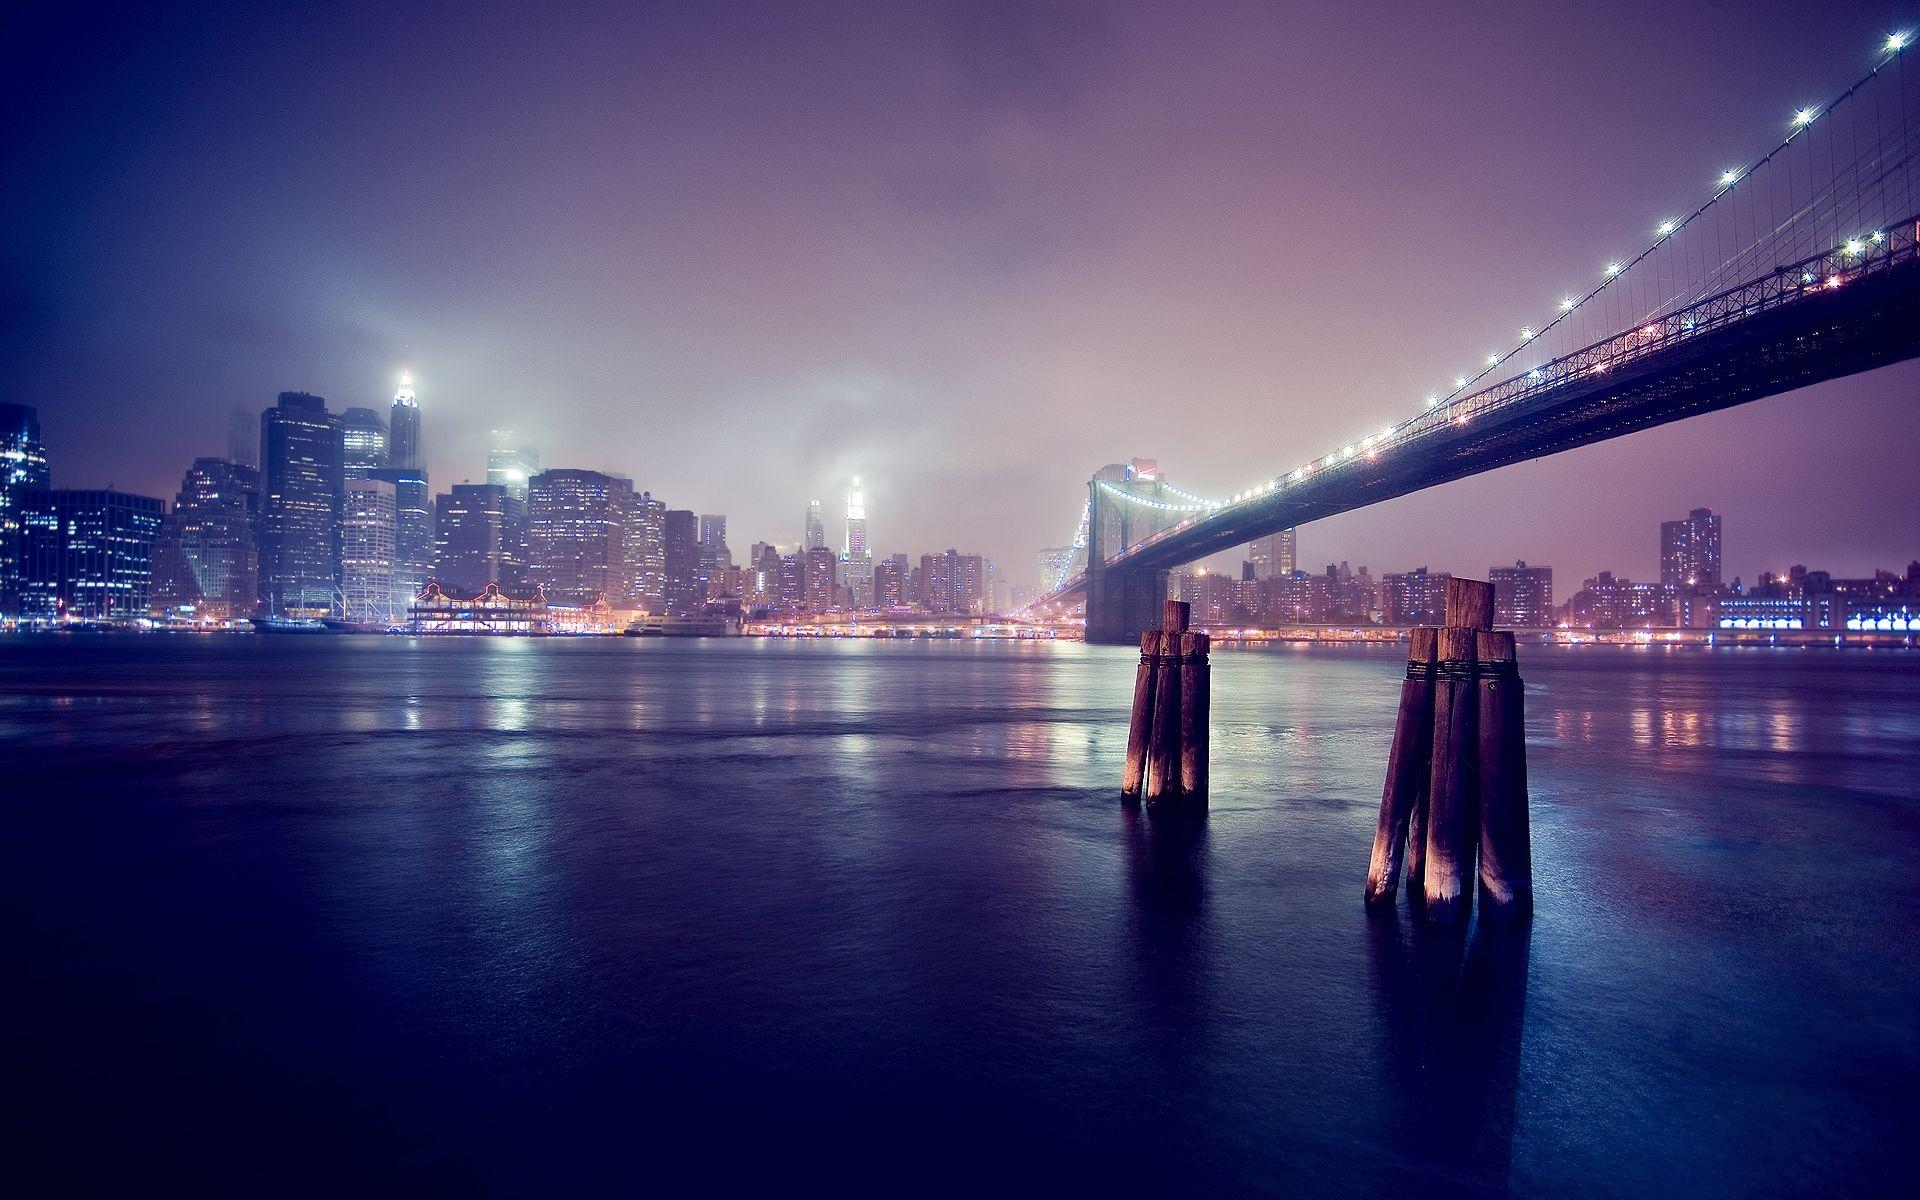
[1027,34,1920,643]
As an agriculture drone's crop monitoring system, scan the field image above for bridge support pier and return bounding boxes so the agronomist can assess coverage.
[1085,566,1170,645]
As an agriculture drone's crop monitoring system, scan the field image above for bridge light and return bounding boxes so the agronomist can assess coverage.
[1719,168,1739,187]
[1485,353,1499,366]
[1827,274,1843,288]
[1642,323,1658,337]
[1426,395,1440,408]
[1845,238,1864,255]
[1520,326,1534,340]
[1342,445,1355,458]
[1605,262,1622,276]
[1872,230,1885,243]
[1362,435,1375,448]
[1528,368,1543,380]
[1291,469,1304,481]
[1802,270,1816,284]
[1793,107,1817,126]
[1658,219,1677,235]
[1380,427,1393,441]
[1455,376,1468,388]
[1560,296,1577,310]
[1888,32,1909,52]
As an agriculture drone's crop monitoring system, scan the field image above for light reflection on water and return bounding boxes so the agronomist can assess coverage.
[0,636,1915,1195]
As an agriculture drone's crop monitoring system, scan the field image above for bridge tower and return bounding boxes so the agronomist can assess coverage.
[1083,475,1169,645]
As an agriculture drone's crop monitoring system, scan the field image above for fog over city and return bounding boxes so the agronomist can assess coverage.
[5,0,1915,588]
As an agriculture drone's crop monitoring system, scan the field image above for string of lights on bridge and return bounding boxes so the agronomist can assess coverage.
[1084,30,1914,533]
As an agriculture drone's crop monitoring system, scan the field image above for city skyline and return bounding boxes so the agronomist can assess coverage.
[5,2,1916,591]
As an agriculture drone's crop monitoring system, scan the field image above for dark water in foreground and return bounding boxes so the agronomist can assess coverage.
[3,637,1916,1196]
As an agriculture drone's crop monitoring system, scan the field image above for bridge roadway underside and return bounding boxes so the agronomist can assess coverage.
[1080,257,1920,642]
[1084,565,1169,645]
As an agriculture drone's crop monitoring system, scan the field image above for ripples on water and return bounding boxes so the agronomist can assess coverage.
[3,637,1915,1196]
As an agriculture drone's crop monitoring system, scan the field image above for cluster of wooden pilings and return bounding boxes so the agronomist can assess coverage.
[1122,601,1210,806]
[1365,578,1533,923]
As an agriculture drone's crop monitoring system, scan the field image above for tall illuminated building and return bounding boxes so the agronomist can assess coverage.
[528,469,633,606]
[370,465,431,605]
[341,478,399,621]
[1249,528,1297,581]
[486,430,538,503]
[805,500,825,551]
[150,457,260,621]
[1660,508,1722,590]
[1489,560,1554,627]
[839,478,872,607]
[1,402,51,618]
[629,491,666,610]
[663,509,701,617]
[432,483,526,596]
[227,409,258,468]
[259,392,344,617]
[340,407,390,479]
[19,490,165,623]
[389,371,420,470]
[844,480,867,556]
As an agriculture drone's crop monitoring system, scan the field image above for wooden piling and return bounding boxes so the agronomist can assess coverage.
[1144,629,1181,802]
[1163,599,1190,635]
[1423,625,1480,923]
[1178,631,1210,800]
[1475,630,1533,920]
[1365,627,1438,904]
[1444,577,1496,632]
[1121,631,1159,799]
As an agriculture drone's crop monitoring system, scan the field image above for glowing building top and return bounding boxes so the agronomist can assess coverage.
[394,370,417,408]
[845,477,868,557]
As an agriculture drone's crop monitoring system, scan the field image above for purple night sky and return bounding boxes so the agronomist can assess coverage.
[5,0,1915,589]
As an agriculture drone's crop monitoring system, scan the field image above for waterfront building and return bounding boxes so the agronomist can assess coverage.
[1037,546,1073,593]
[340,407,390,479]
[368,466,432,605]
[1380,566,1450,625]
[528,469,633,607]
[433,482,527,596]
[876,553,909,609]
[1248,528,1297,581]
[388,371,420,470]
[840,481,872,608]
[150,457,260,621]
[1,402,52,617]
[1566,571,1678,628]
[341,479,399,622]
[227,408,258,469]
[486,430,539,503]
[19,489,165,622]
[629,491,666,610]
[918,550,984,614]
[1660,507,1722,590]
[1490,560,1554,627]
[805,500,825,551]
[699,514,732,600]
[802,545,838,612]
[663,509,701,617]
[259,392,344,617]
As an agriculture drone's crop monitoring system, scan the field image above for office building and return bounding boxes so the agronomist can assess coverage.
[259,392,344,617]
[663,509,701,617]
[1248,528,1297,581]
[369,466,432,605]
[918,549,985,614]
[629,491,666,610]
[802,545,838,612]
[876,553,909,609]
[19,490,165,622]
[340,407,390,479]
[1,402,51,617]
[1490,560,1554,627]
[805,500,825,551]
[227,408,258,469]
[698,513,732,599]
[342,479,399,622]
[1380,566,1450,625]
[150,457,260,621]
[433,483,527,596]
[486,430,539,503]
[1660,507,1723,590]
[528,469,633,606]
[389,371,420,470]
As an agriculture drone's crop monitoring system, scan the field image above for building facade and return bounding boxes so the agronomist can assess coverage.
[433,483,527,596]
[389,371,420,470]
[0,402,52,618]
[1489,560,1554,627]
[259,392,344,617]
[342,478,400,622]
[340,406,390,479]
[662,509,701,617]
[528,469,633,607]
[1248,528,1298,581]
[19,490,165,622]
[486,430,539,503]
[1660,507,1723,590]
[150,457,260,621]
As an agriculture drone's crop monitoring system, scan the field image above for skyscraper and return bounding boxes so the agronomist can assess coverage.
[486,430,539,503]
[663,509,701,617]
[340,407,390,479]
[1660,508,1723,590]
[259,392,344,617]
[433,483,527,596]
[528,469,633,606]
[805,500,825,551]
[227,409,258,469]
[802,545,838,612]
[0,402,51,618]
[341,479,399,622]
[628,491,666,610]
[1249,528,1297,581]
[150,457,260,621]
[843,480,867,557]
[19,490,165,623]
[389,371,421,470]
[840,479,872,608]
[369,465,432,606]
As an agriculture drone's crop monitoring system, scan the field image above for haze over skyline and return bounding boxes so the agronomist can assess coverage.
[5,0,1916,589]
